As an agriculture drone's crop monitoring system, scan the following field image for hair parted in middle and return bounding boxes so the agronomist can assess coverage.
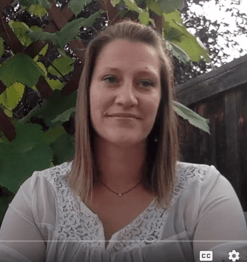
[66,18,179,208]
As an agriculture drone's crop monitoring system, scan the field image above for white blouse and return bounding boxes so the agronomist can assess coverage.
[0,161,247,262]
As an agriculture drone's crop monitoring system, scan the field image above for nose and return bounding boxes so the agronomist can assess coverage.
[114,81,138,107]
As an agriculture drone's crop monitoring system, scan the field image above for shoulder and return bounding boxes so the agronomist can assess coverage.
[172,162,223,205]
[173,162,236,206]
[176,161,220,184]
[21,161,73,196]
[35,161,73,182]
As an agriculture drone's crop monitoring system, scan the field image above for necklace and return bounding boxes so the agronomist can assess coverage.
[97,176,142,197]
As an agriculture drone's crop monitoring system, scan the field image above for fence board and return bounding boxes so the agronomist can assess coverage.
[177,55,247,211]
[176,55,247,106]
[0,15,24,54]
[0,107,16,141]
[206,99,216,166]
[225,90,241,194]
[194,102,211,164]
[236,84,247,210]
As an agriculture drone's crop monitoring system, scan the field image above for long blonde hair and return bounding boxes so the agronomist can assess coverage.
[66,18,179,208]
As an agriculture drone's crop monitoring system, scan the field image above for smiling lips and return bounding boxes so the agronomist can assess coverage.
[108,113,140,119]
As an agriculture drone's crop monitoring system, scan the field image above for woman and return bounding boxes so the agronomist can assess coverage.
[0,19,247,262]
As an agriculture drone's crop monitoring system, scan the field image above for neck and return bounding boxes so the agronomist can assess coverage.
[94,136,147,192]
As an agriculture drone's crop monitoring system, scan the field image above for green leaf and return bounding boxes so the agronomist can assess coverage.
[0,37,4,57]
[68,0,92,16]
[38,0,51,9]
[0,134,8,143]
[51,107,76,125]
[80,10,105,27]
[164,26,182,41]
[48,56,74,77]
[0,54,41,87]
[18,104,41,124]
[1,104,13,118]
[44,124,67,145]
[37,62,47,77]
[28,11,104,48]
[157,0,184,13]
[163,11,210,62]
[41,90,77,127]
[123,0,142,12]
[0,195,14,225]
[46,79,64,90]
[26,90,77,128]
[80,10,105,28]
[0,131,9,143]
[33,44,49,62]
[27,3,48,17]
[8,21,32,47]
[30,26,43,32]
[28,31,59,46]
[58,48,68,58]
[110,0,122,7]
[174,101,210,134]
[56,10,103,48]
[123,0,151,25]
[0,83,25,111]
[51,134,75,165]
[147,0,163,16]
[169,42,191,64]
[20,0,39,7]
[0,123,53,193]
[139,11,150,26]
[56,18,86,48]
[13,123,46,152]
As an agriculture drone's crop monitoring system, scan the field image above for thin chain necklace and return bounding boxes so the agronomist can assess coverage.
[97,176,142,197]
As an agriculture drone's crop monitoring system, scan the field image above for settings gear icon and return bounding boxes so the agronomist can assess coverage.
[228,250,240,262]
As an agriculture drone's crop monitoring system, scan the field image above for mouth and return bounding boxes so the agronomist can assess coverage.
[108,114,140,119]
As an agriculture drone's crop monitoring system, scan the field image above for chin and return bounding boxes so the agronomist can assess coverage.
[107,135,144,147]
[95,129,147,147]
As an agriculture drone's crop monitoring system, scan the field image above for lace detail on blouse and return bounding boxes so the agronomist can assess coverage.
[111,162,209,252]
[170,162,208,206]
[42,162,102,249]
[111,199,167,252]
[39,161,209,252]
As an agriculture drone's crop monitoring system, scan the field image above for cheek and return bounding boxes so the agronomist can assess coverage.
[89,89,109,127]
[144,96,161,120]
[90,86,101,112]
[89,89,100,127]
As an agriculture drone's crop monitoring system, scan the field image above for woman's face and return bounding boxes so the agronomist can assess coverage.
[89,39,161,147]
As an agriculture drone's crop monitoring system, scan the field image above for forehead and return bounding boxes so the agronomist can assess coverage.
[94,39,160,76]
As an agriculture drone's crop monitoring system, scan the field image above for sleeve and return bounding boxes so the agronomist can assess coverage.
[192,166,247,262]
[0,173,46,262]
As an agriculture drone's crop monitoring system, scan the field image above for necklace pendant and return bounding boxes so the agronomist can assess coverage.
[119,193,122,197]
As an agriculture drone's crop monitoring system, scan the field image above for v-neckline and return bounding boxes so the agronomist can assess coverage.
[78,195,158,245]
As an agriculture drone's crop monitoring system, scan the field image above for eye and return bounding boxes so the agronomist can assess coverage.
[138,80,154,88]
[102,76,154,88]
[103,75,118,84]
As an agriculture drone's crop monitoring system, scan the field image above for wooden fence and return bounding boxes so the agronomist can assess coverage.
[176,54,247,211]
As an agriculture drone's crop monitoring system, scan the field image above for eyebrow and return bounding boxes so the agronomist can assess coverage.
[101,67,159,80]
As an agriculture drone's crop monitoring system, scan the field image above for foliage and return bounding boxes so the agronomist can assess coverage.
[19,90,77,128]
[0,83,25,118]
[0,38,4,57]
[0,54,42,87]
[174,0,247,84]
[174,101,209,134]
[0,0,211,224]
[0,123,53,193]
[28,10,104,48]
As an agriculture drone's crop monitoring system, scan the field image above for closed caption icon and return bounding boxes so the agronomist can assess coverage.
[200,251,213,261]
